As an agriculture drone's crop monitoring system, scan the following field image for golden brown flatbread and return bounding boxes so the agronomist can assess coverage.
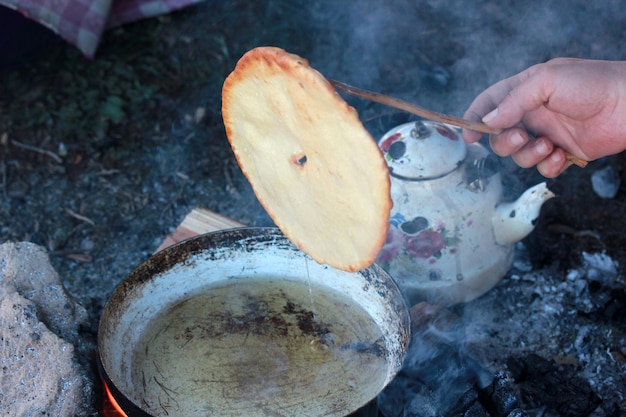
[222,46,391,272]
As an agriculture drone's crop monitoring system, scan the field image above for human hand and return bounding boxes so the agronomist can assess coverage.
[463,58,626,177]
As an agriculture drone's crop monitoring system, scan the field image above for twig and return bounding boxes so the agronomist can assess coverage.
[330,79,588,168]
[49,248,92,262]
[65,208,96,226]
[330,79,501,134]
[564,153,588,168]
[160,177,188,217]
[95,169,121,176]
[11,139,63,164]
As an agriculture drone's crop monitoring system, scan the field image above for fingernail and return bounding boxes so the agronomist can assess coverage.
[550,151,564,162]
[482,108,499,123]
[510,131,525,146]
[535,139,550,155]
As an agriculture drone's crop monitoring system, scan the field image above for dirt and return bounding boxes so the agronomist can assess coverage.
[1,0,625,415]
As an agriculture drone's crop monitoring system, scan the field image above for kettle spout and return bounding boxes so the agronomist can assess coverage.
[493,182,555,245]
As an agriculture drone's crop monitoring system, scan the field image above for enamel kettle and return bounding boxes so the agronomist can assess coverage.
[375,120,554,305]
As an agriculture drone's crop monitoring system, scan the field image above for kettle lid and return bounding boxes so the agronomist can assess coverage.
[378,121,467,179]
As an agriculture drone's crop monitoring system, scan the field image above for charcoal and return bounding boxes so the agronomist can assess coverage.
[444,387,480,417]
[602,290,626,322]
[462,402,491,417]
[378,338,489,416]
[506,410,531,417]
[505,355,602,417]
[480,371,520,417]
[525,407,561,417]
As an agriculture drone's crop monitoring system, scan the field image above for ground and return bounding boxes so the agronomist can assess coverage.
[0,0,625,415]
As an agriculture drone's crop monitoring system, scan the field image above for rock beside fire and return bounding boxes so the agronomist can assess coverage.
[0,242,92,417]
[0,242,89,343]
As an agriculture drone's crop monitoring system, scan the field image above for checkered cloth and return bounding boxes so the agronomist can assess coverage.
[0,0,202,58]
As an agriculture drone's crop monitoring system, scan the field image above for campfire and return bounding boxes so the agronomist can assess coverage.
[92,208,624,417]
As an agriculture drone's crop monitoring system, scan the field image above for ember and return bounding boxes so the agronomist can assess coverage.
[102,382,127,417]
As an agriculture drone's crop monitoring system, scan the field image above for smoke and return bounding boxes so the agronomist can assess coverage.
[290,1,626,413]
[303,0,626,122]
[376,303,493,417]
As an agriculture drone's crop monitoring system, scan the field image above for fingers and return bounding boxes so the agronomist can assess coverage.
[489,128,570,177]
[461,126,484,144]
[510,137,553,168]
[482,65,557,129]
[536,148,571,178]
[463,106,493,143]
[462,79,516,143]
[488,128,530,158]
[463,64,553,143]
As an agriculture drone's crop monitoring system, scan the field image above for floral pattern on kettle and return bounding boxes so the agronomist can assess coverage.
[379,132,410,163]
[379,124,460,166]
[377,213,460,264]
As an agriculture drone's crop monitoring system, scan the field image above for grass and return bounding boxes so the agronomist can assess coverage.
[0,0,312,158]
[0,0,317,271]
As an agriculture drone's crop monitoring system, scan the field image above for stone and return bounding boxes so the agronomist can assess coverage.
[0,242,89,344]
[591,165,621,199]
[0,242,92,417]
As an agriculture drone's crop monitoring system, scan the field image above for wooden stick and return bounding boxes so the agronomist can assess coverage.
[330,79,500,134]
[330,79,588,168]
[564,153,588,167]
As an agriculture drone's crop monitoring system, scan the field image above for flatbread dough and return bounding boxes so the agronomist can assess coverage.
[222,46,391,272]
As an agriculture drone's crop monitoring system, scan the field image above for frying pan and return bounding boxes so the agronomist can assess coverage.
[98,227,410,417]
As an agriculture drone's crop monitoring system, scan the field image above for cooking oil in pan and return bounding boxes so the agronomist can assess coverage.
[132,277,389,417]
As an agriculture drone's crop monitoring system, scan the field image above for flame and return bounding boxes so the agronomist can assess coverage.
[102,380,129,417]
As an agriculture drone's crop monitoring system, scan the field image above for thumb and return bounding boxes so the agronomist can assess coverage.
[481,71,553,129]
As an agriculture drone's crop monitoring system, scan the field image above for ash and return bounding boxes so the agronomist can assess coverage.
[378,246,626,416]
[464,245,625,415]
